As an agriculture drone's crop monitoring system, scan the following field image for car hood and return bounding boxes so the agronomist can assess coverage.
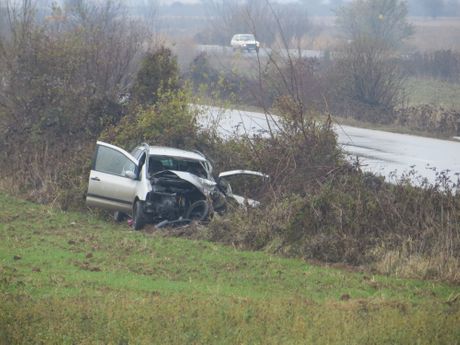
[153,170,216,196]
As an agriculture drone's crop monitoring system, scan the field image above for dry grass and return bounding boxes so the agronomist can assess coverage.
[408,17,460,51]
[373,250,460,282]
[298,16,460,52]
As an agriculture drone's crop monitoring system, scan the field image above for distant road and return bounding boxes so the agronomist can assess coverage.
[196,45,324,59]
[199,106,460,186]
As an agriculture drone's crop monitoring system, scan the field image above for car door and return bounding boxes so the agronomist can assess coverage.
[218,170,269,206]
[86,141,139,214]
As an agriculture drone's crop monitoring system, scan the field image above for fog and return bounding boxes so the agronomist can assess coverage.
[32,0,454,17]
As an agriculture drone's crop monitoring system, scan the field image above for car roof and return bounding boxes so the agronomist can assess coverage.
[234,34,254,38]
[148,146,207,161]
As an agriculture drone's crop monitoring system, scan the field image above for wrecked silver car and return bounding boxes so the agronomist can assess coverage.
[86,141,268,230]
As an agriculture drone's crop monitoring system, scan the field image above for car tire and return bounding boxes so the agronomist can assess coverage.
[132,200,146,230]
[185,200,210,221]
[113,211,127,222]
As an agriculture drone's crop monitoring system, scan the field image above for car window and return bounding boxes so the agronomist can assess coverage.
[150,156,208,178]
[94,145,136,177]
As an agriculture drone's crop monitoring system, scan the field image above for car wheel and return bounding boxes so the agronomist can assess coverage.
[185,200,210,221]
[113,211,127,222]
[132,200,146,230]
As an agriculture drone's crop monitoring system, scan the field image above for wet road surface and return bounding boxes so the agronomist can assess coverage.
[200,107,460,185]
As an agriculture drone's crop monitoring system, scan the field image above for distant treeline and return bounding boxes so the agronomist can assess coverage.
[159,0,460,18]
[402,50,460,82]
[28,0,460,18]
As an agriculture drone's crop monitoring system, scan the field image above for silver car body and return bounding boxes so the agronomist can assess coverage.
[230,34,260,51]
[86,141,267,227]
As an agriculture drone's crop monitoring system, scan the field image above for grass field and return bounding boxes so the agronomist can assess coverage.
[1,193,459,344]
[405,77,460,110]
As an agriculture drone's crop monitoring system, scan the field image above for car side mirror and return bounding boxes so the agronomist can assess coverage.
[124,171,136,180]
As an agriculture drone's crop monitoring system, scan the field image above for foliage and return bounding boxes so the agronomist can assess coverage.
[336,0,413,48]
[333,39,405,117]
[203,0,314,47]
[203,0,276,46]
[395,104,460,136]
[101,87,202,150]
[202,105,340,198]
[130,47,180,107]
[402,50,460,83]
[185,52,244,102]
[0,0,149,206]
[203,164,460,282]
[334,0,413,115]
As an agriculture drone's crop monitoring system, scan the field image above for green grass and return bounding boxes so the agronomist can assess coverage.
[1,193,459,344]
[405,77,460,110]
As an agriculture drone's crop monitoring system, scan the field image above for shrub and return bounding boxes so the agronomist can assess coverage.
[130,47,180,107]
[0,1,147,207]
[195,165,460,282]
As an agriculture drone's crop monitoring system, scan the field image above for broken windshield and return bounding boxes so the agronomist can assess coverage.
[149,156,208,178]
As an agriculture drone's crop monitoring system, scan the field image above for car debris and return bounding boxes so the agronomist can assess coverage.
[86,141,268,230]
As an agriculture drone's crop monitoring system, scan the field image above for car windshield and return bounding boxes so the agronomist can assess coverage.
[238,34,254,41]
[149,156,208,178]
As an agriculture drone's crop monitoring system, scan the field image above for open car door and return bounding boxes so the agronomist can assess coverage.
[218,170,269,207]
[86,141,139,214]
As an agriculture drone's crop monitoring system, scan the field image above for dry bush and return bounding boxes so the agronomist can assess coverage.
[395,105,460,136]
[202,195,303,251]
[372,249,460,282]
[195,165,460,282]
[201,102,341,198]
[0,1,159,207]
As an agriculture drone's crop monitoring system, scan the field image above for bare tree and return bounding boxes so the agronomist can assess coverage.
[203,0,312,47]
[276,3,310,49]
[0,0,148,127]
[334,0,413,116]
[336,0,413,48]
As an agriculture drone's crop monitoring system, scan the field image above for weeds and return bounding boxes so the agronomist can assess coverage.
[187,163,460,283]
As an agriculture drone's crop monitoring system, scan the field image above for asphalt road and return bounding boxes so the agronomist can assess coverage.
[196,45,323,59]
[199,106,460,186]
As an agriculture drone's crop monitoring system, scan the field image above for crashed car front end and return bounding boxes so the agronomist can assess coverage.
[142,169,227,225]
[139,167,268,229]
[86,141,268,230]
